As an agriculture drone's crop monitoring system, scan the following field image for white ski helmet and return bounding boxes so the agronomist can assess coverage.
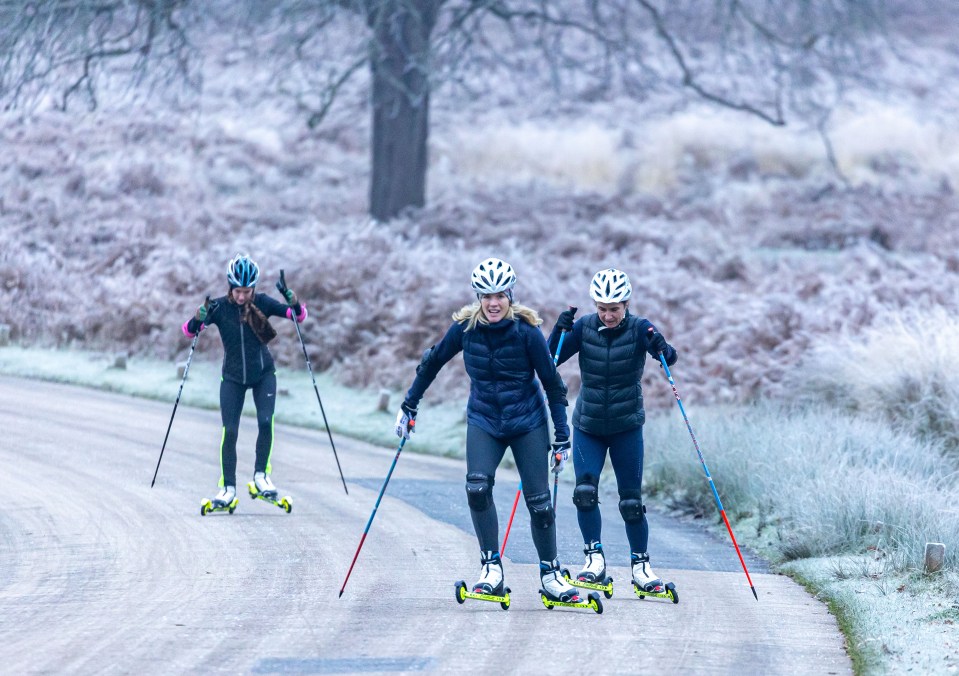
[590,268,632,303]
[471,257,517,295]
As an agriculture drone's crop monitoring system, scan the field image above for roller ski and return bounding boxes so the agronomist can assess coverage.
[454,551,511,610]
[562,541,614,599]
[247,472,292,514]
[539,559,603,614]
[200,485,239,516]
[631,553,678,604]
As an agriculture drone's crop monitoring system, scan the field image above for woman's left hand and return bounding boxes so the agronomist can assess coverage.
[549,439,571,474]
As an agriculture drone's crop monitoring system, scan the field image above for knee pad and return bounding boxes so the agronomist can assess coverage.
[465,472,494,511]
[526,491,554,529]
[618,490,646,523]
[572,474,599,511]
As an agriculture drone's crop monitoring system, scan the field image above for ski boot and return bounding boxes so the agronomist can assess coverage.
[539,559,603,613]
[631,552,678,604]
[247,472,292,513]
[563,541,614,599]
[200,485,238,516]
[455,551,511,610]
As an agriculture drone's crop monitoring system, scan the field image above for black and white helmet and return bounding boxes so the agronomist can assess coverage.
[590,268,632,303]
[471,258,516,295]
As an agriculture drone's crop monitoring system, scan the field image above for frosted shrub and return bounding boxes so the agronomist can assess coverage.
[644,403,959,571]
[788,308,959,454]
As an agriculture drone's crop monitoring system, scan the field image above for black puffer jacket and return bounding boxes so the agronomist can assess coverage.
[185,293,293,385]
[549,312,677,435]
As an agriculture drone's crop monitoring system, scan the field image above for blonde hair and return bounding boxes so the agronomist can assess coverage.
[453,301,543,331]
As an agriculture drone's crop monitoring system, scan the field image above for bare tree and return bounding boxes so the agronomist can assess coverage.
[275,0,889,220]
[0,0,199,111]
[1,1,891,220]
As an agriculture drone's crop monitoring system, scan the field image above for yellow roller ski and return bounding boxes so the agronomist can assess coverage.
[540,589,603,614]
[200,497,238,516]
[454,580,511,610]
[561,567,614,599]
[246,482,292,513]
[633,581,679,604]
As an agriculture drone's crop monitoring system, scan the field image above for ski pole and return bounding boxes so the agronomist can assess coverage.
[500,481,522,554]
[339,434,410,597]
[503,312,576,553]
[278,270,348,495]
[656,347,759,601]
[549,312,574,510]
[151,296,209,487]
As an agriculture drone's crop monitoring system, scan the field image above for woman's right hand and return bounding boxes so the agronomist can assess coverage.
[194,304,208,322]
[394,402,417,439]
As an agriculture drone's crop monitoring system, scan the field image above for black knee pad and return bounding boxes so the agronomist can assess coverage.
[465,472,494,511]
[572,474,599,511]
[526,491,554,529]
[618,490,646,523]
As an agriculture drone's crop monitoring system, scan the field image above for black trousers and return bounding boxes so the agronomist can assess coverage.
[466,423,556,562]
[218,372,276,487]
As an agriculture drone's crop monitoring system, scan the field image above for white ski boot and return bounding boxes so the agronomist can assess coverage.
[539,559,603,613]
[631,552,664,593]
[200,485,238,516]
[253,471,277,498]
[631,552,679,603]
[577,541,607,583]
[473,551,505,595]
[213,485,237,507]
[540,559,582,603]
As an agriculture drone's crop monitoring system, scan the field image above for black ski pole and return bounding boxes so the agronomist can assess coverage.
[151,296,208,487]
[654,332,758,601]
[277,270,348,495]
[340,435,409,597]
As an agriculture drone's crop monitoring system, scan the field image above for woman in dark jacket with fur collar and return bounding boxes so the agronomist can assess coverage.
[394,257,585,606]
[548,268,678,599]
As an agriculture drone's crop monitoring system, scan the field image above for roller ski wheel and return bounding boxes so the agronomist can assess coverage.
[633,580,679,604]
[562,567,614,599]
[539,589,603,614]
[246,482,293,514]
[454,580,511,610]
[199,497,238,516]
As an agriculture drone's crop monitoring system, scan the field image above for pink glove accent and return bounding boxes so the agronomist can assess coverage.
[286,303,308,323]
[182,320,205,337]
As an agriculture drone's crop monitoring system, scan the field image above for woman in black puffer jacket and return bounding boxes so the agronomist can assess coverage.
[548,268,678,598]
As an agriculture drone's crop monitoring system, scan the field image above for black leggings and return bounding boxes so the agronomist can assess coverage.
[218,372,276,487]
[465,423,556,562]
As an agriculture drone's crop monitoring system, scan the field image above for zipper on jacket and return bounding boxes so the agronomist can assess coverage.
[239,310,247,384]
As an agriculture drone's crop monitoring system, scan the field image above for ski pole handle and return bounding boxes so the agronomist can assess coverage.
[553,306,577,367]
[276,269,288,295]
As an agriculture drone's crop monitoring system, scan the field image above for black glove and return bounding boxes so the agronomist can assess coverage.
[647,327,668,355]
[556,308,577,332]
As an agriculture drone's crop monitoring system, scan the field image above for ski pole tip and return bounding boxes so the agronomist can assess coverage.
[751,586,759,601]
[338,588,345,598]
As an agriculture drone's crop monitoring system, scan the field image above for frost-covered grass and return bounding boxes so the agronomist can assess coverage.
[0,346,468,459]
[788,307,959,454]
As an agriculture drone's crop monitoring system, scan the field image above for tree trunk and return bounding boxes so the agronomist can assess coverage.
[368,1,439,221]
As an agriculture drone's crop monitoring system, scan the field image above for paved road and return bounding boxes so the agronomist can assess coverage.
[0,377,850,674]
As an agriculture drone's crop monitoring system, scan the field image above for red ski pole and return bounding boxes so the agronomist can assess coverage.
[500,482,523,555]
[339,434,410,597]
[656,345,758,601]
